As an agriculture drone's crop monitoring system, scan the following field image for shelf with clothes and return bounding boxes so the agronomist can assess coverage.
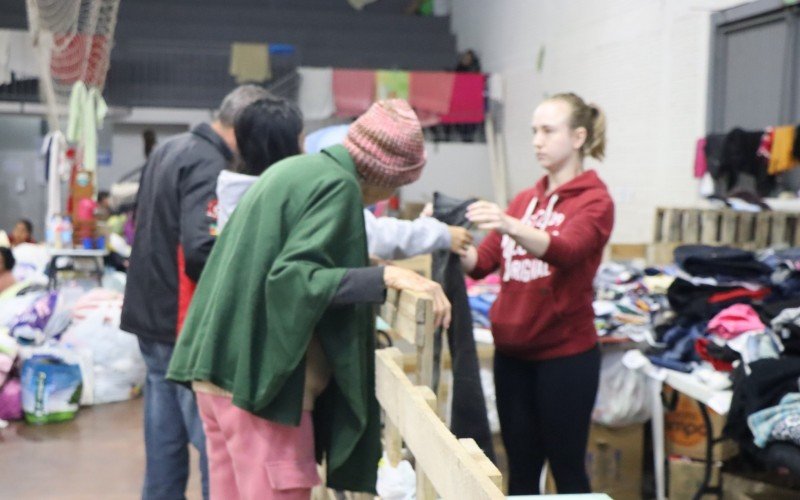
[694,123,800,199]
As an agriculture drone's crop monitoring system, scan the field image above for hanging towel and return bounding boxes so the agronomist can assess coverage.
[43,131,69,219]
[67,81,108,172]
[757,127,775,161]
[333,69,375,117]
[298,67,335,120]
[768,125,798,175]
[6,29,38,81]
[0,30,11,85]
[409,71,455,116]
[794,124,800,162]
[704,133,727,180]
[694,137,707,179]
[229,42,271,83]
[440,73,485,124]
[721,128,773,196]
[375,70,409,100]
[347,0,379,9]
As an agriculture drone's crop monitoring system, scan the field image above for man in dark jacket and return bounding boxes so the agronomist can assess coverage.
[121,85,269,500]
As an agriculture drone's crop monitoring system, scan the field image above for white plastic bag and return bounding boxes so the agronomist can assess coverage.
[60,289,145,404]
[592,350,653,426]
[375,453,416,500]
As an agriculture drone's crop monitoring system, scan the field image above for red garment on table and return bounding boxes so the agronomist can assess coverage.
[707,287,770,304]
[695,337,735,372]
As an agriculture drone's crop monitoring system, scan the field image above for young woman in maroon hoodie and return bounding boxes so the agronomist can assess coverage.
[462,92,614,495]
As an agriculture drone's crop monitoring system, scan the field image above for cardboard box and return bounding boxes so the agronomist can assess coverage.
[721,472,800,500]
[546,423,643,500]
[665,388,739,461]
[669,457,721,500]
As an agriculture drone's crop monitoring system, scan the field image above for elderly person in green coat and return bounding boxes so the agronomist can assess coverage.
[167,99,450,499]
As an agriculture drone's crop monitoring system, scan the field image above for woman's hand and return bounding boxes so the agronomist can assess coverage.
[383,266,452,329]
[466,201,517,235]
[447,226,473,256]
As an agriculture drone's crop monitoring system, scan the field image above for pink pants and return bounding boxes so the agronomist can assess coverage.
[196,392,321,500]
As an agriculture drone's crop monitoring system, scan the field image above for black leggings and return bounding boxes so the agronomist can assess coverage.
[494,346,600,495]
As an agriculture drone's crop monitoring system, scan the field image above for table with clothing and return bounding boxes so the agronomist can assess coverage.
[617,244,800,499]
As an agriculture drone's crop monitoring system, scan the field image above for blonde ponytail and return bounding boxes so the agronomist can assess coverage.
[548,93,607,161]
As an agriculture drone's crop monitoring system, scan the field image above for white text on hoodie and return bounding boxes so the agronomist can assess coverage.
[501,196,562,283]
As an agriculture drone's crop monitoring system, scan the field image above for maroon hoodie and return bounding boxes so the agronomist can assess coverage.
[470,169,614,361]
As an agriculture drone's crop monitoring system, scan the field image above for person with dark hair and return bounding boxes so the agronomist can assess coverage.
[216,95,304,232]
[96,190,112,220]
[0,246,16,296]
[10,219,34,247]
[455,49,482,73]
[121,84,272,500]
[143,129,157,159]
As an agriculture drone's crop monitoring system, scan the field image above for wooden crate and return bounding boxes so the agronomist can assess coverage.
[652,207,800,251]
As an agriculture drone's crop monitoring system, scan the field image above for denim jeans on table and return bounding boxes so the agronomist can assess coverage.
[138,337,209,500]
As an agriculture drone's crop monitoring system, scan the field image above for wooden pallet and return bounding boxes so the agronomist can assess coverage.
[375,348,504,500]
[314,291,502,500]
[649,207,800,263]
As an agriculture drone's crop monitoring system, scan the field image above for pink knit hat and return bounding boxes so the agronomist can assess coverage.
[344,99,426,189]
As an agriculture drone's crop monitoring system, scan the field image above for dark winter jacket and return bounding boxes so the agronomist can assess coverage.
[121,123,232,344]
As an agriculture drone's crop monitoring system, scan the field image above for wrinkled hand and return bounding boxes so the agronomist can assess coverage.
[448,226,473,256]
[383,266,452,329]
[466,200,515,234]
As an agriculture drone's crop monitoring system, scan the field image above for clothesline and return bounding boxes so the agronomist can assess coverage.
[299,66,486,125]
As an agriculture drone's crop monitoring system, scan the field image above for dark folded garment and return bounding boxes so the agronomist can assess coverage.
[674,245,772,281]
[725,358,800,451]
[667,277,763,322]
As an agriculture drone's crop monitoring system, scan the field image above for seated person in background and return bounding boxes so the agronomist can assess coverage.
[0,247,17,296]
[10,219,35,247]
[304,124,472,259]
[95,191,112,220]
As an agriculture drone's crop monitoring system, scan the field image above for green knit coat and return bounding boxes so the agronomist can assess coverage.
[167,146,380,492]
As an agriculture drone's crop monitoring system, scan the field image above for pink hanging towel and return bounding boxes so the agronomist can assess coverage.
[333,69,376,117]
[410,71,456,115]
[694,137,707,178]
[707,303,765,340]
[440,73,485,124]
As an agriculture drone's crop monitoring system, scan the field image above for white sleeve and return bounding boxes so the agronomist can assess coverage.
[364,209,452,260]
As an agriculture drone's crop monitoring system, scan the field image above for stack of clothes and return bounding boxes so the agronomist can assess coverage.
[633,244,800,478]
[649,245,782,374]
[592,262,672,343]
